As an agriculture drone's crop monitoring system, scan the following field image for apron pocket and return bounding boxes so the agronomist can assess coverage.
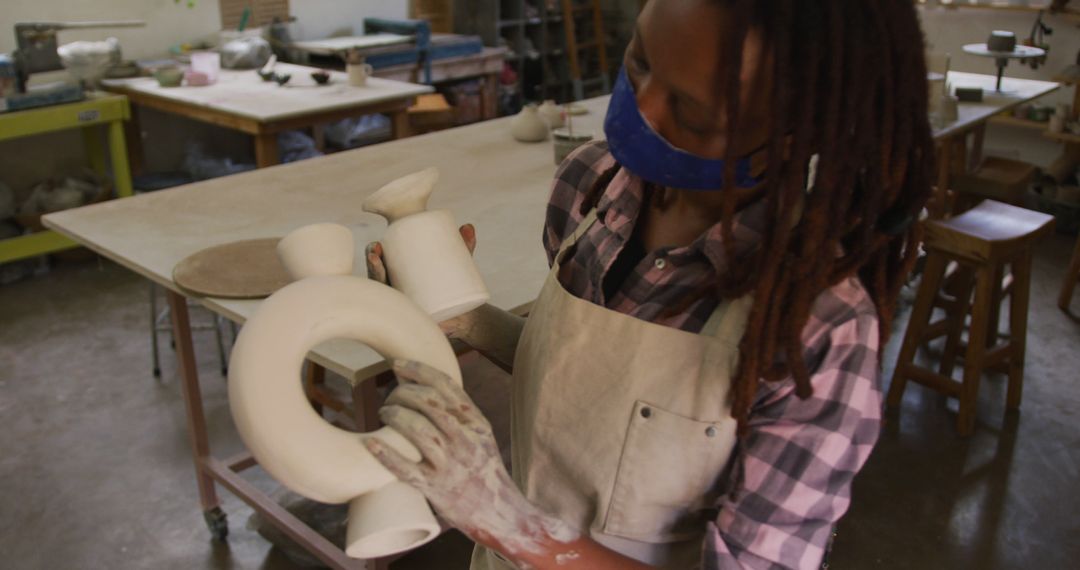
[602,400,737,542]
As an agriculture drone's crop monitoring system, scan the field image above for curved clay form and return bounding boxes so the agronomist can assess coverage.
[228,274,462,558]
[510,104,550,142]
[363,169,489,321]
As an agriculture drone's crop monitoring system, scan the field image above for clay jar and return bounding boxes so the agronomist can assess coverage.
[229,223,464,558]
[510,104,550,142]
[537,99,565,129]
[362,168,489,321]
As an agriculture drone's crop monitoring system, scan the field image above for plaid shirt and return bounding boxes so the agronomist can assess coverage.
[544,142,882,570]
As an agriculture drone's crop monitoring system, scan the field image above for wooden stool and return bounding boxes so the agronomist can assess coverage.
[952,157,1036,212]
[887,200,1054,435]
[1061,233,1080,313]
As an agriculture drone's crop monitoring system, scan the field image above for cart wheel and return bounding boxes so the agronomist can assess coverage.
[204,507,228,541]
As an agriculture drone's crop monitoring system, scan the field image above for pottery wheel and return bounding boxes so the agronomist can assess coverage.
[173,238,291,299]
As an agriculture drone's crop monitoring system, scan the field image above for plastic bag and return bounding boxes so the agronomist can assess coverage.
[182,143,255,181]
[278,130,323,163]
[220,37,273,70]
[324,114,392,149]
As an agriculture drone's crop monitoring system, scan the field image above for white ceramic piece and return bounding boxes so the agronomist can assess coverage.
[510,104,550,142]
[537,99,565,129]
[228,273,463,558]
[277,222,355,281]
[348,63,374,86]
[363,168,489,321]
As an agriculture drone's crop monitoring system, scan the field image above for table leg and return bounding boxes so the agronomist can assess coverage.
[390,110,411,140]
[254,133,280,168]
[931,138,953,219]
[123,106,146,177]
[166,290,224,524]
[352,373,387,432]
[481,74,498,120]
[108,119,135,198]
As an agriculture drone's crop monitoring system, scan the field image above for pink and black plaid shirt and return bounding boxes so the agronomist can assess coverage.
[544,142,882,570]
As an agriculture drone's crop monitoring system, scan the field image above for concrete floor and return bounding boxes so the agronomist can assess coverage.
[1,231,1077,569]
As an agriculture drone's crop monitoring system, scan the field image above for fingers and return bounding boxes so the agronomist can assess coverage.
[363,437,425,487]
[459,224,477,255]
[365,242,388,284]
[391,360,493,436]
[386,382,472,438]
[378,404,448,469]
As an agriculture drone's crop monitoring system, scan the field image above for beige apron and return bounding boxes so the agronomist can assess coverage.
[471,209,751,569]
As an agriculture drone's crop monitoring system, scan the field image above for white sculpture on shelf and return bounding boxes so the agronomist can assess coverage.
[229,168,487,559]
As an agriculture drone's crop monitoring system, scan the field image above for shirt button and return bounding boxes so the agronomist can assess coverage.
[705,426,717,438]
[640,406,652,419]
[654,258,667,270]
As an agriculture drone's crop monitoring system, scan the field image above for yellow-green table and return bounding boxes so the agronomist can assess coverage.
[0,93,134,264]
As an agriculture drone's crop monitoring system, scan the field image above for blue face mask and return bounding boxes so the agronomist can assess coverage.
[603,66,760,191]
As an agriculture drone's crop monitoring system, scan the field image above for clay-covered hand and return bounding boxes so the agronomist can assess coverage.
[362,359,554,552]
[365,224,477,338]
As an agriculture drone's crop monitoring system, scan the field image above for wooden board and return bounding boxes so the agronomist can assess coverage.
[101,63,432,123]
[173,238,291,299]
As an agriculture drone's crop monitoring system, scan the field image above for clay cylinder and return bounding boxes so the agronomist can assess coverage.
[363,168,489,321]
[346,481,440,558]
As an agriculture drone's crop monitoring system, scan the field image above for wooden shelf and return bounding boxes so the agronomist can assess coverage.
[989,114,1051,130]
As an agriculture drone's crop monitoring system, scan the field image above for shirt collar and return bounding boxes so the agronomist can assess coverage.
[596,165,766,272]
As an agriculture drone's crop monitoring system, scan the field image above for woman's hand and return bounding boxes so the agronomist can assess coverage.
[365,224,478,339]
[362,360,549,547]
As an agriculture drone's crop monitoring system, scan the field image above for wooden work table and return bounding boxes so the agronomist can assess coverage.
[102,63,433,169]
[43,96,608,570]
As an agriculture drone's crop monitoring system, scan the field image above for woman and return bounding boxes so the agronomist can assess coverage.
[364,1,933,568]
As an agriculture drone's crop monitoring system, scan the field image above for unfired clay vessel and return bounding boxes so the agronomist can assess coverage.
[229,224,464,558]
[537,99,565,130]
[510,104,550,142]
[276,222,355,281]
[362,168,489,321]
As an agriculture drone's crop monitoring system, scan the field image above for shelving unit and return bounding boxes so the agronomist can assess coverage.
[990,74,1080,152]
[455,0,573,112]
[0,94,134,264]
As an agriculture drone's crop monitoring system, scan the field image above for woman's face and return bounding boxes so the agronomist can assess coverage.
[626,0,773,161]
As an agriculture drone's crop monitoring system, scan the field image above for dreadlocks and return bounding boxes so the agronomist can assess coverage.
[582,0,934,432]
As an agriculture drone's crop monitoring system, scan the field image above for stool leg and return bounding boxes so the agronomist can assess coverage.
[986,264,1005,347]
[888,252,949,408]
[1060,236,1080,312]
[958,266,995,436]
[1007,250,1032,410]
[940,270,974,379]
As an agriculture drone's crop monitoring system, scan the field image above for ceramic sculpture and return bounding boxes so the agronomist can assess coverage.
[537,99,565,129]
[228,225,463,558]
[362,168,489,321]
[510,104,550,142]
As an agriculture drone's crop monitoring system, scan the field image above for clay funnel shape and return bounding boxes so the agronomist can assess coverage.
[362,168,489,321]
[228,275,461,558]
[362,168,439,223]
[277,222,355,280]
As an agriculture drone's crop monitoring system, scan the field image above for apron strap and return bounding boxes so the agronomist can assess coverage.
[699,294,753,346]
[555,207,602,261]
